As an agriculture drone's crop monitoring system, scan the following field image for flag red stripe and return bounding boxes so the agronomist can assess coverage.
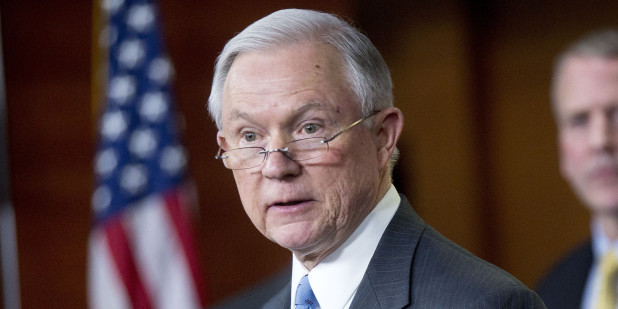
[163,189,206,306]
[105,217,154,309]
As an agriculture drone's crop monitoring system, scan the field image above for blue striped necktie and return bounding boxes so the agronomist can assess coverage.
[295,275,319,309]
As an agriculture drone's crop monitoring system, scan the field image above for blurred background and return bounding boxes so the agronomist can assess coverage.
[2,0,618,307]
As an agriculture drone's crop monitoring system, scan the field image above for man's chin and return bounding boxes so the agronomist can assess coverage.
[587,195,618,216]
[267,222,318,251]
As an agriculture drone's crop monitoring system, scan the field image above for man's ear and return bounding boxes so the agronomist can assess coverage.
[216,131,226,147]
[374,107,404,169]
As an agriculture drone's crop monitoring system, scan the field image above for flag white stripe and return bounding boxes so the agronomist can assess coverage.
[129,195,201,309]
[88,228,130,309]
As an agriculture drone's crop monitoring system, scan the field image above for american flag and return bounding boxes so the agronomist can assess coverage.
[88,0,205,308]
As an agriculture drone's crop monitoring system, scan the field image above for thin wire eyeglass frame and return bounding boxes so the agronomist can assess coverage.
[215,111,380,170]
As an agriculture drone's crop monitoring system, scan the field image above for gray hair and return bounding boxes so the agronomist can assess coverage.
[207,8,393,130]
[551,29,618,110]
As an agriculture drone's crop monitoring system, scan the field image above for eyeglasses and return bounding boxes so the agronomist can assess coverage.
[215,111,379,170]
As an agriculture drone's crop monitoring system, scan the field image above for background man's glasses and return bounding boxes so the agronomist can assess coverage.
[215,111,378,170]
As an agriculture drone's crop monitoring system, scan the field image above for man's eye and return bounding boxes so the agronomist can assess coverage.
[303,124,319,134]
[243,132,257,141]
[569,113,588,128]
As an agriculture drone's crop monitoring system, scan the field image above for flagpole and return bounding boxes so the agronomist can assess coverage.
[0,10,21,309]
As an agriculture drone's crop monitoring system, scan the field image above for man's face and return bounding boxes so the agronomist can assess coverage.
[556,56,618,216]
[218,42,384,259]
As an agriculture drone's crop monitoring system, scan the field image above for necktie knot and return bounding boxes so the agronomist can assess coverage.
[295,275,319,309]
[597,251,618,309]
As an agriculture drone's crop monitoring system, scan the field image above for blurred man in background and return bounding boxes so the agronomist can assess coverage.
[537,29,618,308]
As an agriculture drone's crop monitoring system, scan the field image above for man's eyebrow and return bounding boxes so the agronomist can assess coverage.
[227,109,251,123]
[227,101,326,123]
[292,101,325,114]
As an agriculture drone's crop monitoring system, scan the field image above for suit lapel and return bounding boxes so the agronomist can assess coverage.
[536,240,593,308]
[350,195,425,309]
[570,242,593,307]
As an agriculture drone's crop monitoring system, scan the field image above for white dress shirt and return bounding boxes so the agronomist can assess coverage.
[290,185,400,309]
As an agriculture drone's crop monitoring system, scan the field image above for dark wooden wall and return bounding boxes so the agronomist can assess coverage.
[2,0,618,307]
[1,1,93,308]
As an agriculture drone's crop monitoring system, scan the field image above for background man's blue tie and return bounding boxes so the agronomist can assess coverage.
[295,275,319,309]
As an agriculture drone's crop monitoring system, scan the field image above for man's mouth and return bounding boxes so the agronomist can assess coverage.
[274,200,306,207]
[588,164,618,183]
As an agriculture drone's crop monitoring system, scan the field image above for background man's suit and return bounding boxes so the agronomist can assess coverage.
[536,241,593,309]
[263,195,545,308]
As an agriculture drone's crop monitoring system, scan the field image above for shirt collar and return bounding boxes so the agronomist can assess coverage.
[591,218,618,260]
[290,185,400,309]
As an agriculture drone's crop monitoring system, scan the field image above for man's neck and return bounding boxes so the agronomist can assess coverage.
[295,177,393,270]
[599,214,618,241]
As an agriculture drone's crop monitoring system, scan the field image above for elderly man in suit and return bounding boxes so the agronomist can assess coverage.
[208,8,545,308]
[537,29,618,309]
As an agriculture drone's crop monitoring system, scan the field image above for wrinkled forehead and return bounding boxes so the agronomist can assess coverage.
[554,56,618,111]
[220,43,359,127]
[557,56,618,83]
[225,43,344,89]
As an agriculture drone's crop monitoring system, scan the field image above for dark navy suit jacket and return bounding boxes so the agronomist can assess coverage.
[536,240,593,309]
[263,195,546,308]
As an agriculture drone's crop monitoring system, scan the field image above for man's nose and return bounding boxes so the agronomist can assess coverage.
[261,145,301,179]
[589,113,615,151]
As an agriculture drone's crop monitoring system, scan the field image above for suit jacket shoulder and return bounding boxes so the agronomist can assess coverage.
[352,195,546,308]
[536,240,593,309]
